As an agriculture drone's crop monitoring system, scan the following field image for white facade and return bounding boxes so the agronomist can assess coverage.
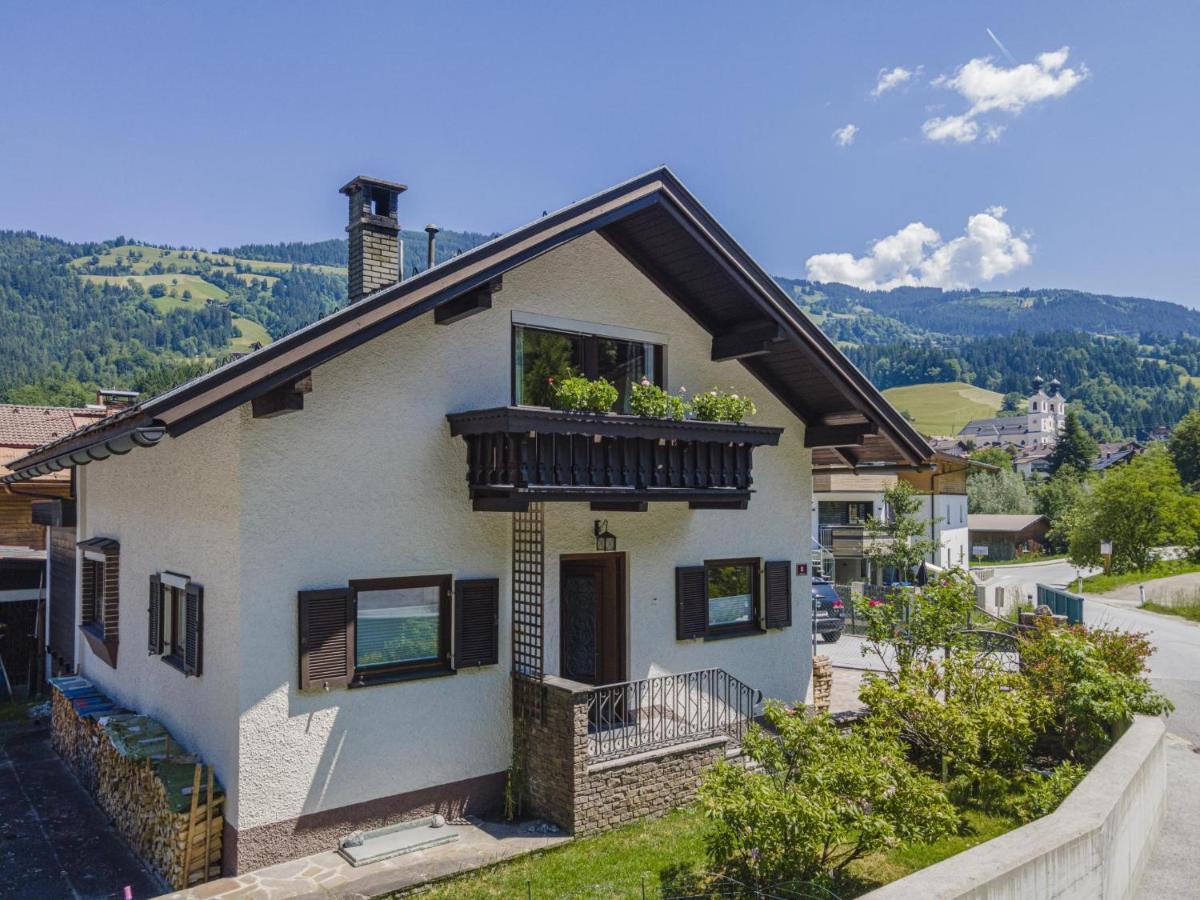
[74,233,813,845]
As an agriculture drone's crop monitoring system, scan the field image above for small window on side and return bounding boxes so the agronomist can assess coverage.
[704,559,761,636]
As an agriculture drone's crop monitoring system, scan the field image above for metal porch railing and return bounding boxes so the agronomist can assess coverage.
[585,668,762,761]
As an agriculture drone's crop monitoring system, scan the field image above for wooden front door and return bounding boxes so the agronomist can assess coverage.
[559,554,625,686]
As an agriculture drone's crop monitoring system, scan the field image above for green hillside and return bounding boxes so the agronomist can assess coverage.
[882,382,1003,437]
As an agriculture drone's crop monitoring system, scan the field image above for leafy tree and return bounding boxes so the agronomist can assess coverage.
[1168,408,1200,489]
[698,704,957,886]
[1066,445,1200,572]
[998,391,1024,414]
[1034,472,1090,551]
[967,467,1034,514]
[969,446,1013,470]
[863,481,939,581]
[861,569,977,674]
[1047,410,1099,475]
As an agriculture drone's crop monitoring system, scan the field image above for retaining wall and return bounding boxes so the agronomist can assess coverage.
[863,715,1167,900]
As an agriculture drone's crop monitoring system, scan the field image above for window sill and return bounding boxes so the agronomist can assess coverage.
[349,664,456,689]
[79,623,118,668]
[702,626,766,643]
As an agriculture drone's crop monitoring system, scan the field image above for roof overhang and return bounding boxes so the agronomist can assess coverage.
[4,167,931,482]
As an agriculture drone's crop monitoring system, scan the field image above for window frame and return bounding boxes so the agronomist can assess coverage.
[348,574,453,686]
[702,557,762,639]
[511,323,666,410]
[162,582,186,672]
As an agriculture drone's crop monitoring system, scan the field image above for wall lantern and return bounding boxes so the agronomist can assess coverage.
[593,519,617,552]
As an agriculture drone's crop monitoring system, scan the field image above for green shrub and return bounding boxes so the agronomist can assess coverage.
[861,569,977,672]
[690,388,756,423]
[698,703,958,886]
[550,376,618,413]
[1007,761,1087,822]
[1020,623,1173,762]
[629,379,687,420]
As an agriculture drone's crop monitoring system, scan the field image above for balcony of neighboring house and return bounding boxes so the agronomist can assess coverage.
[817,524,894,558]
[446,406,782,512]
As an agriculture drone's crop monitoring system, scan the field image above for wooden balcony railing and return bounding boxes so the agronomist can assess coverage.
[446,407,782,512]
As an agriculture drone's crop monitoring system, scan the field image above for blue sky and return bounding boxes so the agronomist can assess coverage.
[2,1,1197,304]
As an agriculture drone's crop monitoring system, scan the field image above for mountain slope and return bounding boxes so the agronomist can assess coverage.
[881,382,1003,437]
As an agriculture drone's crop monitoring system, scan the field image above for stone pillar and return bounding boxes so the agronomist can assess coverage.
[812,654,832,713]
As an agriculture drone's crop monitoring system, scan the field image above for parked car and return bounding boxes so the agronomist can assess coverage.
[811,576,844,643]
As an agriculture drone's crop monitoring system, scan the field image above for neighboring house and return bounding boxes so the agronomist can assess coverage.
[1092,440,1143,472]
[0,398,115,689]
[959,376,1066,448]
[968,513,1050,561]
[3,168,930,875]
[811,452,976,583]
[1013,446,1054,477]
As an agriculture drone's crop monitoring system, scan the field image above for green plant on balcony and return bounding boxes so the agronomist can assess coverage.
[691,387,757,423]
[630,378,688,420]
[550,375,619,413]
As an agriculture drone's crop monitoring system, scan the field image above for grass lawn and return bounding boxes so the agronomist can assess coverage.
[1143,601,1200,623]
[408,805,1020,899]
[229,317,271,352]
[1080,558,1200,594]
[881,382,1003,437]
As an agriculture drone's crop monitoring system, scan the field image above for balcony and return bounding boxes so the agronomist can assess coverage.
[818,524,894,558]
[446,406,783,512]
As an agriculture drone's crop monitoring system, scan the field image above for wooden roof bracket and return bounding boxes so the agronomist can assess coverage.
[251,372,312,419]
[435,276,502,325]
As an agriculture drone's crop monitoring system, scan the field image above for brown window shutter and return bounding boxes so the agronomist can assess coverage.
[454,578,499,668]
[675,566,706,640]
[764,560,792,629]
[184,583,204,676]
[298,588,353,690]
[148,574,163,655]
[100,542,120,642]
[81,559,97,624]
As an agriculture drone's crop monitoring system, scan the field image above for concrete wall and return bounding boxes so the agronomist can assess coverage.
[862,715,1168,900]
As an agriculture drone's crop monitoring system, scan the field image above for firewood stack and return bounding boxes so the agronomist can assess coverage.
[49,677,224,889]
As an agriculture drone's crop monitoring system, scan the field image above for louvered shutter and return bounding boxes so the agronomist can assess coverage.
[764,560,792,629]
[675,566,706,640]
[184,583,204,676]
[298,588,354,690]
[81,558,97,625]
[148,574,163,655]
[454,578,499,668]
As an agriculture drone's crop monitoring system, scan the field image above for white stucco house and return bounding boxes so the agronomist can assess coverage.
[811,452,974,583]
[4,168,930,875]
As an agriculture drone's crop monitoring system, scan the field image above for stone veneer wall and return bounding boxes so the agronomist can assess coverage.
[523,676,729,836]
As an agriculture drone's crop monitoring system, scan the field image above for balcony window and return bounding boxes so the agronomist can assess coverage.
[513,324,662,413]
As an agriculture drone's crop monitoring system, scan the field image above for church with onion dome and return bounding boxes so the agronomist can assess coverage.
[958,375,1067,448]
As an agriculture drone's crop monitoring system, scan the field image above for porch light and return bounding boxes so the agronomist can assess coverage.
[593,519,617,552]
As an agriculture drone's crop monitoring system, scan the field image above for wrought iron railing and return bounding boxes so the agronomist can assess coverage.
[585,668,762,761]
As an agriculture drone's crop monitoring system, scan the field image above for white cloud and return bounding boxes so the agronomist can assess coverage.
[805,206,1032,290]
[923,46,1087,143]
[872,66,918,96]
[832,123,858,147]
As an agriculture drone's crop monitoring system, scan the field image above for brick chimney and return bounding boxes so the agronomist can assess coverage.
[339,175,408,303]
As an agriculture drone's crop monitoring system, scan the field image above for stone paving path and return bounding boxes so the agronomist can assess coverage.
[0,717,164,900]
[161,818,568,900]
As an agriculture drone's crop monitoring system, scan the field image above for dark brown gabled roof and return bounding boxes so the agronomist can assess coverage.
[3,167,931,483]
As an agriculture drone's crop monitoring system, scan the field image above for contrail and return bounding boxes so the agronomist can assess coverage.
[986,27,1017,63]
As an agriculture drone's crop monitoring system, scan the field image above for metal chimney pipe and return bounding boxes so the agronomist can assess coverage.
[425,224,439,271]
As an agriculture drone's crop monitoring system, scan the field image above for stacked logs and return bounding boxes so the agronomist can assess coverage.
[49,677,223,889]
[811,654,833,713]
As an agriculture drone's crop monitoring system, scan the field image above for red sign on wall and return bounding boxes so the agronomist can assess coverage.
[795,563,808,576]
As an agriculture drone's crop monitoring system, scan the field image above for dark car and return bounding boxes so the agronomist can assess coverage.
[811,576,844,643]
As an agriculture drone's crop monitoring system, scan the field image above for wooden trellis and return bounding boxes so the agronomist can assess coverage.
[512,503,545,721]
